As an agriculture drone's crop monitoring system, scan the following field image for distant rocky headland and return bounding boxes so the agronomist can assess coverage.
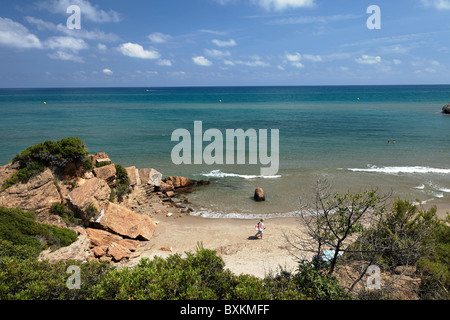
[0,137,209,264]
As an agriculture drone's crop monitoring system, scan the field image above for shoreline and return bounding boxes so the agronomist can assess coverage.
[126,196,450,279]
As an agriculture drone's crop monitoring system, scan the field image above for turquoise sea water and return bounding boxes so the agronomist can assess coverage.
[1,86,449,217]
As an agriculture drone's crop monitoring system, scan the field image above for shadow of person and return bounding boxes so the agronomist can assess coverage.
[248,236,259,240]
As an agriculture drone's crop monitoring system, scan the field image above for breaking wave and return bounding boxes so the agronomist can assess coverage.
[347,165,450,174]
[201,169,281,179]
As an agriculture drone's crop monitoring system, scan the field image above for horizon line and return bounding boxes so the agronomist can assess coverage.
[1,83,450,90]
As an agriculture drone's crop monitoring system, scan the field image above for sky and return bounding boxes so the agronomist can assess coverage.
[0,0,450,87]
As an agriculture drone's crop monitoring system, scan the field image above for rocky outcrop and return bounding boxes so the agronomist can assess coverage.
[0,168,61,213]
[86,228,123,247]
[254,187,265,201]
[66,177,111,224]
[443,103,450,114]
[164,176,194,189]
[93,163,116,187]
[106,242,132,262]
[0,149,210,265]
[89,152,112,166]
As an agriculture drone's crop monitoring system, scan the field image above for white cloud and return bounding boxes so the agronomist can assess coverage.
[355,55,382,65]
[291,61,304,68]
[97,43,107,51]
[303,54,323,62]
[118,42,160,59]
[204,49,231,58]
[25,16,120,42]
[285,52,301,62]
[199,29,227,36]
[224,60,235,66]
[420,0,450,10]
[269,14,361,25]
[102,68,113,75]
[45,36,88,51]
[0,17,42,49]
[39,0,121,23]
[254,0,315,11]
[148,32,172,43]
[48,50,84,63]
[393,59,402,65]
[193,56,213,66]
[157,59,173,66]
[284,53,305,68]
[222,58,270,67]
[212,39,237,47]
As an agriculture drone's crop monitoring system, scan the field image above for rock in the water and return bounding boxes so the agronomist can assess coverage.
[96,202,157,241]
[66,177,111,223]
[442,103,450,114]
[254,187,265,201]
[164,176,193,189]
[0,168,61,213]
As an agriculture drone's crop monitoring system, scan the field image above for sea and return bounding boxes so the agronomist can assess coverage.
[1,85,449,218]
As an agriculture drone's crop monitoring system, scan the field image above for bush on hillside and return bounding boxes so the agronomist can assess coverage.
[1,137,91,190]
[0,207,78,259]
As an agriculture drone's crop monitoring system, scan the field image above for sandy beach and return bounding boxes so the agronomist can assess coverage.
[128,214,305,278]
[126,199,450,279]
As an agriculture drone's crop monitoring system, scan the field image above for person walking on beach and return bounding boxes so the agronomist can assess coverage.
[255,218,265,239]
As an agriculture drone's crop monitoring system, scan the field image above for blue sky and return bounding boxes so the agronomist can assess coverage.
[1,0,450,87]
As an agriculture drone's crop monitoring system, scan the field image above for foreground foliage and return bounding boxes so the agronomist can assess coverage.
[0,246,310,300]
[0,207,78,260]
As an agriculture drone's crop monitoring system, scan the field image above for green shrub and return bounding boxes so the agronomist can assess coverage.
[0,239,40,260]
[114,164,130,199]
[12,137,89,169]
[416,215,450,299]
[0,258,113,300]
[1,137,90,190]
[91,246,303,300]
[0,206,78,257]
[293,260,349,300]
[50,202,82,227]
[85,204,98,221]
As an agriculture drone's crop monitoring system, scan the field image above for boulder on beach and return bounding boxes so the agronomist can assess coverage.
[254,187,265,201]
[442,103,450,114]
[95,202,157,241]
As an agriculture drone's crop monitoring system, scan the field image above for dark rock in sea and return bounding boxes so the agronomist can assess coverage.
[254,187,265,201]
[442,103,450,114]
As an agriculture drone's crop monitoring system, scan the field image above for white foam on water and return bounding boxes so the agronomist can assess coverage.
[190,208,301,219]
[201,169,281,180]
[347,165,450,174]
